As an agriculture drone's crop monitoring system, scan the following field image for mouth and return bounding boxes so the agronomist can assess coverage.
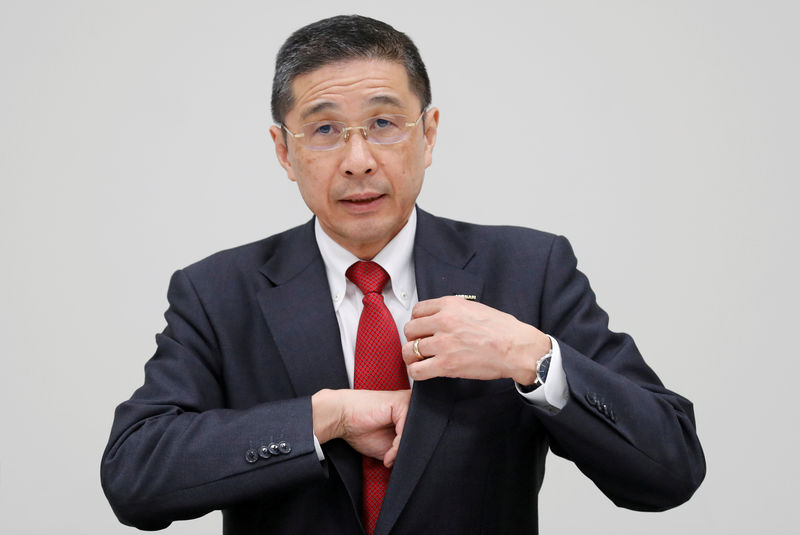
[341,193,385,204]
[340,193,386,212]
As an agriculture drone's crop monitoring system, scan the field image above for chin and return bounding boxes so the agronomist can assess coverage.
[342,221,399,254]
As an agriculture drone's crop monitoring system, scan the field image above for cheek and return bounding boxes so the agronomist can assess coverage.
[398,157,424,192]
[394,171,423,205]
[294,153,317,175]
[290,157,331,207]
[293,155,329,189]
[387,151,418,183]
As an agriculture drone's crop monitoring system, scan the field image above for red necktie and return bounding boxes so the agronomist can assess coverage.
[346,261,410,535]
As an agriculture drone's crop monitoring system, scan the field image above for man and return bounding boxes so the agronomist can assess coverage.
[102,15,705,534]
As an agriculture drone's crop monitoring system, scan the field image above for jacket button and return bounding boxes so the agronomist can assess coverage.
[259,445,272,459]
[268,442,280,455]
[245,449,259,464]
[585,392,599,407]
[278,441,292,454]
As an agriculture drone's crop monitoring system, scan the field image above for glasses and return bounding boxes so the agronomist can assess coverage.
[281,112,424,151]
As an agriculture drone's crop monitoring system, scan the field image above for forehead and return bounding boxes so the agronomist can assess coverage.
[287,59,420,121]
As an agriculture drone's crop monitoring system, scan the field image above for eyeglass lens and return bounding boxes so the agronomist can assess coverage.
[300,114,418,150]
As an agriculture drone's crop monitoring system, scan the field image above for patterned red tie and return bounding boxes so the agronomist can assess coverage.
[346,261,410,535]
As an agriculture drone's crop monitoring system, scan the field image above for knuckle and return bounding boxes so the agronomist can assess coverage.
[436,332,455,351]
[408,365,420,380]
[438,311,454,330]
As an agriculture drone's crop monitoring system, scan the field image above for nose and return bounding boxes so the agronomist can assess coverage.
[340,127,377,177]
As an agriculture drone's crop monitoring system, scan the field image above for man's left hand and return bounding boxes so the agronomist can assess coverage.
[402,296,552,384]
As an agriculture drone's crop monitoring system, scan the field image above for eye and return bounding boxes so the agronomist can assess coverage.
[303,121,344,143]
[370,116,400,130]
[313,122,340,136]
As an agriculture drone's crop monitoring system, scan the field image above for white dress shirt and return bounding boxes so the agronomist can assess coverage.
[316,209,419,388]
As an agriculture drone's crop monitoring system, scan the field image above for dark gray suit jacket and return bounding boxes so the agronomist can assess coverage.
[101,209,705,534]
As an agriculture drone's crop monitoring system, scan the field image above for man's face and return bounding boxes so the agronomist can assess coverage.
[270,59,438,260]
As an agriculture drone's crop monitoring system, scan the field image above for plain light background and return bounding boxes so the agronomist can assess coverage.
[1,1,797,533]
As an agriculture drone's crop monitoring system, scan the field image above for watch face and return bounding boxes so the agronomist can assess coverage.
[537,356,551,383]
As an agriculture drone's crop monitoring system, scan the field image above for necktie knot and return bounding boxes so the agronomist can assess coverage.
[346,261,390,296]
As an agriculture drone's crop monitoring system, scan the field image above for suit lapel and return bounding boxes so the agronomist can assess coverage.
[257,219,350,395]
[257,219,361,516]
[375,209,484,535]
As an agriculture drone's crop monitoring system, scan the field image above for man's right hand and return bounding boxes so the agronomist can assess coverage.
[311,389,411,468]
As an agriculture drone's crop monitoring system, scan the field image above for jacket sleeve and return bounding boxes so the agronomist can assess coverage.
[100,269,327,530]
[533,235,705,511]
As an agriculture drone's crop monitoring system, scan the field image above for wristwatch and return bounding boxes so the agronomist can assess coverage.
[518,349,553,393]
[534,349,552,386]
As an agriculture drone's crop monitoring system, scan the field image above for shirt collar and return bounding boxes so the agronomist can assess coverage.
[315,208,417,311]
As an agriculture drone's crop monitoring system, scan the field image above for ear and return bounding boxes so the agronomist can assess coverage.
[423,108,439,169]
[269,125,297,182]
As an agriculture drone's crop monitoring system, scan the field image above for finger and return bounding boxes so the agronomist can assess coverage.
[406,355,453,382]
[384,441,397,467]
[384,431,403,468]
[403,314,439,342]
[403,334,444,365]
[407,296,481,338]
[404,330,452,364]
[402,341,415,365]
[408,346,509,382]
[385,389,410,425]
[410,296,456,319]
[384,392,410,468]
[392,394,409,435]
[402,338,427,365]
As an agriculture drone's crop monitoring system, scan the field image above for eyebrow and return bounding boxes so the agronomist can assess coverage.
[298,95,407,122]
[300,102,339,121]
[366,95,404,109]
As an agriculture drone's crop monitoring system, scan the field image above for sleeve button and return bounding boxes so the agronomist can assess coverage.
[245,449,259,464]
[278,441,292,454]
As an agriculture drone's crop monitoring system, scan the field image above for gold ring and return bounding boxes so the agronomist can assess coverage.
[413,338,423,360]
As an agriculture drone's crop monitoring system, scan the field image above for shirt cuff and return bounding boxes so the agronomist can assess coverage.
[515,335,568,412]
[313,433,325,461]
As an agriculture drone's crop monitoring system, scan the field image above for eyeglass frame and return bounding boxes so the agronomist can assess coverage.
[280,111,426,151]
